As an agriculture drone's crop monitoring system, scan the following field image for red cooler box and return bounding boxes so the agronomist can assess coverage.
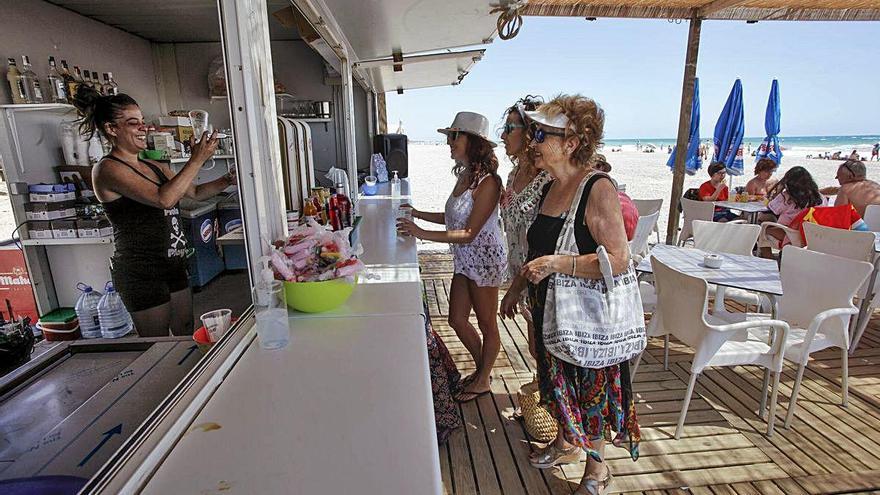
[0,241,39,322]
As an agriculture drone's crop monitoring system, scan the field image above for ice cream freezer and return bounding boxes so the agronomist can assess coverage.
[0,336,203,492]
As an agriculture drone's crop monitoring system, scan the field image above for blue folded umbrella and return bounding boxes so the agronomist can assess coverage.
[712,79,745,175]
[755,79,782,164]
[667,78,702,175]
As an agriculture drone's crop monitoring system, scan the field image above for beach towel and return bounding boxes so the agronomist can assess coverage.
[790,204,869,245]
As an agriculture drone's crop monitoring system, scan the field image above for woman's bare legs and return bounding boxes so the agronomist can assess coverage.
[448,274,482,370]
[456,278,500,398]
[169,288,194,336]
[131,303,172,337]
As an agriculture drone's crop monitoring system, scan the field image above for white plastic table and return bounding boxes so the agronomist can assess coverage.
[713,201,770,224]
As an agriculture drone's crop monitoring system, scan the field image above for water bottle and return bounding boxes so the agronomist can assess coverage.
[98,282,133,338]
[390,170,400,198]
[74,283,102,339]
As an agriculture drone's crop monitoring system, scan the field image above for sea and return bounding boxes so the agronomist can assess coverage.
[603,135,880,154]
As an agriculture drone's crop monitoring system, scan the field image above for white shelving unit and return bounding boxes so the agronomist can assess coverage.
[0,103,75,111]
[21,236,113,246]
[165,154,236,164]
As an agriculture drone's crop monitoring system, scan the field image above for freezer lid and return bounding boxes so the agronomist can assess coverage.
[319,0,500,61]
[364,49,485,93]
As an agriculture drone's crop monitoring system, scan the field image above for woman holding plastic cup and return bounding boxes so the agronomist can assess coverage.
[74,85,236,337]
[397,111,506,403]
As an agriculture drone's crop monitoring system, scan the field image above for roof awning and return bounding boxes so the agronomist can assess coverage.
[318,0,501,60]
[355,49,486,93]
[522,0,880,21]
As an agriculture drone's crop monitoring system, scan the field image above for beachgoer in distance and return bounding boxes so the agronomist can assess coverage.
[74,86,235,337]
[819,160,880,217]
[502,95,640,494]
[498,96,550,360]
[397,111,506,403]
[872,143,879,161]
[699,162,738,221]
[745,158,778,198]
[759,166,825,258]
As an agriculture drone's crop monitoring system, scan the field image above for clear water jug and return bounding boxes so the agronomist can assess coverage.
[98,282,133,338]
[75,283,102,339]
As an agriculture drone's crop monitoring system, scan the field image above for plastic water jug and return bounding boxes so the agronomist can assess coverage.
[74,283,103,339]
[98,282,133,338]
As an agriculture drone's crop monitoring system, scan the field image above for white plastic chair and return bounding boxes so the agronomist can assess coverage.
[692,220,768,315]
[629,211,661,262]
[864,204,880,232]
[758,221,804,251]
[802,223,878,353]
[633,198,663,244]
[651,256,790,438]
[679,197,715,246]
[748,246,873,428]
[631,279,669,378]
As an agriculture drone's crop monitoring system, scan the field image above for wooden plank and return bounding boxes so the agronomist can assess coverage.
[604,434,754,461]
[793,469,880,493]
[475,380,527,495]
[709,486,737,495]
[607,447,770,477]
[611,463,788,493]
[439,443,453,495]
[748,480,786,495]
[458,397,503,494]
[766,478,808,495]
[728,481,761,495]
[446,422,478,495]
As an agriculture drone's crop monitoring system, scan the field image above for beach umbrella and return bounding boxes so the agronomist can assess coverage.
[667,78,702,175]
[755,79,782,164]
[712,79,745,175]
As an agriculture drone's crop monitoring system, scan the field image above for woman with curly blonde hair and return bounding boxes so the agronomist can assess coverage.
[502,94,640,494]
[499,96,552,360]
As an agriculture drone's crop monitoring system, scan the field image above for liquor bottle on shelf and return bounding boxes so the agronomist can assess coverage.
[104,72,119,96]
[60,60,76,103]
[6,58,27,104]
[91,71,102,94]
[20,56,43,103]
[46,56,68,104]
[69,65,84,98]
[82,69,93,89]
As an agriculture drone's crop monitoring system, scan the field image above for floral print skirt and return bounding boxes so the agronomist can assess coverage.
[423,293,462,444]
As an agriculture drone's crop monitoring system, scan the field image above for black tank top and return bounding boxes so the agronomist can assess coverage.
[101,155,188,262]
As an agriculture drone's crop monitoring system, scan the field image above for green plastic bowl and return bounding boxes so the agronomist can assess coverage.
[141,149,165,160]
[284,277,356,313]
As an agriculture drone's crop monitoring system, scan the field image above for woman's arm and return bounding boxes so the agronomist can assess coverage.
[405,176,502,244]
[499,273,528,319]
[411,208,445,224]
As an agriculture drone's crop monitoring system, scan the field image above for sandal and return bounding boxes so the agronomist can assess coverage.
[573,464,613,495]
[528,444,581,469]
[455,386,491,403]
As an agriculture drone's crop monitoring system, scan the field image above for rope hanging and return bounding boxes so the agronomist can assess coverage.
[490,1,527,40]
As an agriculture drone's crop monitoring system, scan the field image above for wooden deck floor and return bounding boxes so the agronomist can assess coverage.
[419,252,880,495]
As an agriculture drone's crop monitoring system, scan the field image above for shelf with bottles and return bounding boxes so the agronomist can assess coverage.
[6,54,120,107]
[0,103,75,111]
[21,236,113,247]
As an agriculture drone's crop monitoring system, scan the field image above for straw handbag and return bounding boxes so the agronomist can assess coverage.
[516,378,557,442]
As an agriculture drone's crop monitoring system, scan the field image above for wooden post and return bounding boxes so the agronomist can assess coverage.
[666,15,702,245]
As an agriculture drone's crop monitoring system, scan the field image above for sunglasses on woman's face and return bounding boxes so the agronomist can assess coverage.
[502,122,525,135]
[446,131,460,144]
[529,123,566,144]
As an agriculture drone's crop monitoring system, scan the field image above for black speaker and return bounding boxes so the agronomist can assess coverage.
[373,133,408,178]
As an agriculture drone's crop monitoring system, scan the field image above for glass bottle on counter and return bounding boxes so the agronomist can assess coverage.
[46,56,68,104]
[20,56,43,103]
[60,61,76,103]
[333,183,352,229]
[102,72,118,96]
[6,58,27,104]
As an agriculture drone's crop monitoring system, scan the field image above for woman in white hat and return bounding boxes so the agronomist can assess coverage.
[504,95,640,494]
[498,96,552,361]
[397,111,506,403]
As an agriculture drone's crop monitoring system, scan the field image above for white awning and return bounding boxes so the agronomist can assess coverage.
[318,0,500,60]
[357,49,485,93]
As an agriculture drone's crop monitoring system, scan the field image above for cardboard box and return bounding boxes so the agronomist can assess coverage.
[29,191,76,203]
[77,218,113,238]
[25,202,76,221]
[27,221,53,239]
[51,220,77,239]
[157,125,194,144]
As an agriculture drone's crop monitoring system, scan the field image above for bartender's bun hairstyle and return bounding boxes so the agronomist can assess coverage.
[73,85,138,141]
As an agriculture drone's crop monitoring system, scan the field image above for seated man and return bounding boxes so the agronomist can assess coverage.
[699,162,738,221]
[819,160,880,217]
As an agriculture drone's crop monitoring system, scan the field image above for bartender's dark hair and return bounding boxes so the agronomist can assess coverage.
[453,133,500,190]
[73,85,138,140]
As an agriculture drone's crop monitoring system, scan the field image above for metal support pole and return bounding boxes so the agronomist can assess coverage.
[666,16,702,245]
[341,57,359,200]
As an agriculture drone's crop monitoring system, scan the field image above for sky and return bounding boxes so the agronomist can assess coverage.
[386,17,880,142]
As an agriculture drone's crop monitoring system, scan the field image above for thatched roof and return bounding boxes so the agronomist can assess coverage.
[522,0,880,21]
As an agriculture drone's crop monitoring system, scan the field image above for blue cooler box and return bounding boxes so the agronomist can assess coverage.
[217,196,247,270]
[179,200,224,288]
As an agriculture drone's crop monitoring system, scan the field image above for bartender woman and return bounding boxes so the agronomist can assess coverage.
[74,86,236,337]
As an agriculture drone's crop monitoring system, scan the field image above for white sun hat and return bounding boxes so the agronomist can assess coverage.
[524,109,571,130]
[437,111,497,147]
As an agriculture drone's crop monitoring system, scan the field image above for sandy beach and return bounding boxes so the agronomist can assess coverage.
[406,143,874,251]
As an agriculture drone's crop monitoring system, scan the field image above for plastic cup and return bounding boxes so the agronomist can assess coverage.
[189,109,209,141]
[200,308,232,343]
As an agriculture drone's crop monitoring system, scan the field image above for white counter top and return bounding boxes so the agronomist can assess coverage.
[137,179,441,494]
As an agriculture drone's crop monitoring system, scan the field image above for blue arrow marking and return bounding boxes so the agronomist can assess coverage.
[177,344,198,365]
[78,424,122,467]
